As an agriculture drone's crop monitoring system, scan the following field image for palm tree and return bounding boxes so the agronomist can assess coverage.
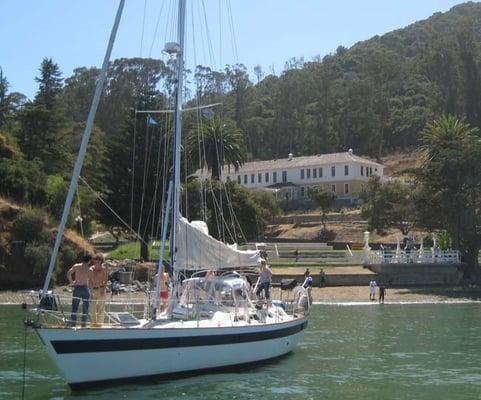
[421,114,478,161]
[188,116,246,179]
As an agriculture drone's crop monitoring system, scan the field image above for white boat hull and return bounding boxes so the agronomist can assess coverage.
[36,318,307,388]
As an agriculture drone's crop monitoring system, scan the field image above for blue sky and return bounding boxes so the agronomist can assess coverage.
[0,0,468,99]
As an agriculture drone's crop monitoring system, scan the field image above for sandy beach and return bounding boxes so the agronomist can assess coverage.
[2,285,481,305]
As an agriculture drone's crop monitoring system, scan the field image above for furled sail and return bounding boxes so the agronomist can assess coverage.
[175,216,261,270]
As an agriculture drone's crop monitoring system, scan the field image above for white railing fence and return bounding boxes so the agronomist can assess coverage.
[368,249,460,265]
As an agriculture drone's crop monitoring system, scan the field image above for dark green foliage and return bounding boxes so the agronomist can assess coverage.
[0,158,47,205]
[187,116,246,179]
[359,176,415,235]
[185,179,277,242]
[16,58,68,174]
[0,68,9,129]
[308,186,336,231]
[415,115,481,270]
[24,241,51,278]
[12,208,48,243]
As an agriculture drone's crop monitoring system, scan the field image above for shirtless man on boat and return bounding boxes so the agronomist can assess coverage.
[67,253,93,327]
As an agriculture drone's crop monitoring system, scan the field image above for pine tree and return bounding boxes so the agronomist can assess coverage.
[16,58,68,174]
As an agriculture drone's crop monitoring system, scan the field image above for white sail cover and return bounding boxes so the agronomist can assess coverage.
[175,216,261,270]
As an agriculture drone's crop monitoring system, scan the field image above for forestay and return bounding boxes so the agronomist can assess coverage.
[175,216,261,270]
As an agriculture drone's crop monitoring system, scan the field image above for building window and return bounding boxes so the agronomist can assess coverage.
[344,183,349,194]
[273,171,277,183]
[300,169,305,179]
[300,187,305,197]
[331,166,336,177]
[244,175,247,184]
[361,166,364,176]
[251,174,255,183]
[282,171,287,182]
[258,173,262,183]
[366,167,369,177]
[307,168,311,179]
[375,168,378,172]
[344,165,349,176]
[331,184,336,193]
[313,168,317,178]
[265,172,269,183]
[319,167,323,178]
[237,175,241,184]
[370,167,373,175]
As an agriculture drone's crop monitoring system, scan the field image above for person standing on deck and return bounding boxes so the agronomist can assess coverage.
[90,254,108,325]
[256,259,273,306]
[159,264,170,311]
[67,253,93,327]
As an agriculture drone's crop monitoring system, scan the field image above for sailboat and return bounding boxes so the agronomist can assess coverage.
[29,0,309,389]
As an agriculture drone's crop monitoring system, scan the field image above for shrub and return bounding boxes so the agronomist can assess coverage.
[318,228,337,242]
[12,208,48,243]
[24,241,51,279]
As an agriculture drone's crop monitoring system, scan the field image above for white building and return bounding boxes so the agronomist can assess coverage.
[221,149,384,204]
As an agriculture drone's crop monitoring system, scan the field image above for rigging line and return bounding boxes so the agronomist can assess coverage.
[208,182,236,243]
[136,103,222,114]
[130,115,137,228]
[163,0,173,47]
[21,322,28,400]
[158,115,173,236]
[150,118,166,238]
[140,0,147,57]
[190,0,197,70]
[79,176,149,245]
[226,0,239,63]
[218,0,222,70]
[149,0,167,57]
[212,120,225,242]
[156,115,172,238]
[137,118,155,235]
[76,189,84,239]
[201,0,216,67]
[196,0,207,65]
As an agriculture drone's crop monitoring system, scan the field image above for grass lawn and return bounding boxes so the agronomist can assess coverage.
[107,241,169,260]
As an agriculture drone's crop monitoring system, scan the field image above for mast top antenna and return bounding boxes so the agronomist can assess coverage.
[164,42,181,55]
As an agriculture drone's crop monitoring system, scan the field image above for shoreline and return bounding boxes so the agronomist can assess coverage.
[2,285,481,306]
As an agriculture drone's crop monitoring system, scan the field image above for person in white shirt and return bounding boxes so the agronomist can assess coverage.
[256,259,272,306]
[369,279,377,301]
[369,279,377,300]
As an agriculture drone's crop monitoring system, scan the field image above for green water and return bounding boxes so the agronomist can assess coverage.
[1,304,481,399]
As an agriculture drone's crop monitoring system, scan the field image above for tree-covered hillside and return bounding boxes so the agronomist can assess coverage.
[1,2,481,262]
[220,1,481,159]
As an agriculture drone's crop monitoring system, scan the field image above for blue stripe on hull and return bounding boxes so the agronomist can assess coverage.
[52,320,308,354]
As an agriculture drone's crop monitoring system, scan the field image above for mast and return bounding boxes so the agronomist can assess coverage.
[170,0,187,288]
[41,0,125,297]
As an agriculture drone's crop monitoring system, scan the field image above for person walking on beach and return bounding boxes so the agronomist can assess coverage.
[67,253,93,327]
[369,279,377,301]
[379,285,386,304]
[89,254,108,325]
